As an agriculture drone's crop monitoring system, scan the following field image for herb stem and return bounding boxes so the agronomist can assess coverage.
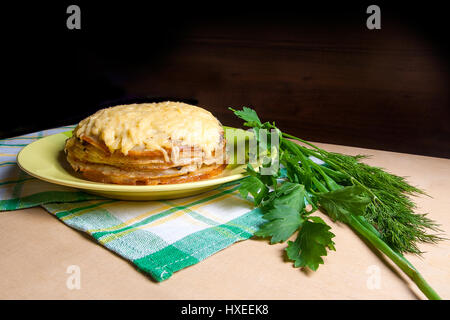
[282,132,321,150]
[350,177,380,203]
[348,215,441,300]
[286,138,381,202]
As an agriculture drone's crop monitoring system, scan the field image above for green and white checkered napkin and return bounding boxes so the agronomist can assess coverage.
[0,126,264,281]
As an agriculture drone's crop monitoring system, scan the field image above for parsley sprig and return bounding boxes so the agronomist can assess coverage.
[230,107,443,300]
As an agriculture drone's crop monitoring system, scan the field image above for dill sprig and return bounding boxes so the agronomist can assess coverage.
[309,149,444,254]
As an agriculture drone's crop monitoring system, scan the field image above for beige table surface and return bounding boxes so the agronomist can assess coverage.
[0,142,449,300]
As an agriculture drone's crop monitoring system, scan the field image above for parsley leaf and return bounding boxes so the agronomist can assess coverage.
[255,204,304,243]
[254,182,307,244]
[246,163,277,188]
[239,175,268,206]
[286,218,336,271]
[318,185,371,223]
[263,182,306,212]
[229,107,262,128]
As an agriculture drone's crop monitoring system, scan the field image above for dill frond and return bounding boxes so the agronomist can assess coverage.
[317,150,443,254]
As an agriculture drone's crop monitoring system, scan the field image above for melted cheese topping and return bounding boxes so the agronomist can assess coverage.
[75,102,223,157]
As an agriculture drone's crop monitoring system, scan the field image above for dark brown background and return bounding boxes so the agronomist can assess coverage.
[3,2,449,157]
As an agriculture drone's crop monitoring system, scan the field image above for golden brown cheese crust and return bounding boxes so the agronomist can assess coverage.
[74,101,224,159]
[65,102,227,185]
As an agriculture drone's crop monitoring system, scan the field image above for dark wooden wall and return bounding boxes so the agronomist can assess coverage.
[3,3,449,157]
[122,21,449,157]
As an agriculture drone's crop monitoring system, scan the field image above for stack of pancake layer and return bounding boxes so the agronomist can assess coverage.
[65,102,227,185]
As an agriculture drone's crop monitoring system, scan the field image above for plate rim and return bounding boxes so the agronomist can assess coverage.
[17,132,248,193]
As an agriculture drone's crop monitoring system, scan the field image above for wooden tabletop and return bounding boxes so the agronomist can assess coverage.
[0,142,449,300]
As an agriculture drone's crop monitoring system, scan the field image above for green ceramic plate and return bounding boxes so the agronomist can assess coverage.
[17,128,250,200]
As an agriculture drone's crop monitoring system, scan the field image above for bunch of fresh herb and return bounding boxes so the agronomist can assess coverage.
[229,107,443,300]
